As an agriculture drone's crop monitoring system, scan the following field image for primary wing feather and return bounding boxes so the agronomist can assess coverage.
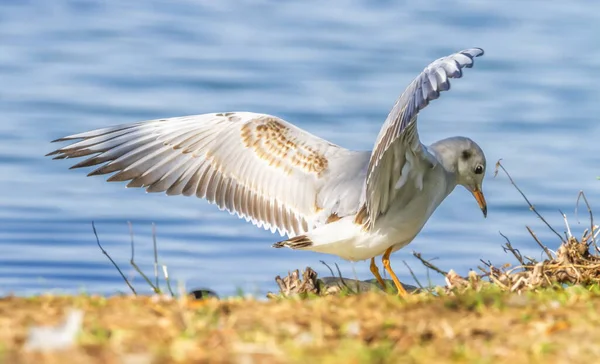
[48,112,368,237]
[363,48,485,227]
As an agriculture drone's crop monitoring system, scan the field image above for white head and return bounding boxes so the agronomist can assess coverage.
[432,136,487,217]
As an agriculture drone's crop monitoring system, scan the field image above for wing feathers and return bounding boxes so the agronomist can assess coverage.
[48,112,357,237]
[364,48,484,227]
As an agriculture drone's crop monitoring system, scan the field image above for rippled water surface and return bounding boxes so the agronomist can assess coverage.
[2,0,600,296]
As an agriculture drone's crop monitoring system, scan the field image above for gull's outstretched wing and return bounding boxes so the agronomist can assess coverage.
[361,48,485,227]
[47,112,368,237]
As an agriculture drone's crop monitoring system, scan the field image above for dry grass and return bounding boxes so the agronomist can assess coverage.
[440,230,600,295]
[3,162,600,363]
[439,162,600,295]
[3,286,600,363]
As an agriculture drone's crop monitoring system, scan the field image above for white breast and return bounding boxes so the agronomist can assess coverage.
[301,167,453,261]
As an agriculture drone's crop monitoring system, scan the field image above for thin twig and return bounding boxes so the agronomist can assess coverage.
[402,260,424,290]
[494,159,565,244]
[152,223,160,291]
[128,222,160,293]
[477,265,488,275]
[320,260,336,277]
[162,265,175,297]
[576,191,599,252]
[499,231,525,265]
[412,251,448,276]
[334,262,356,294]
[526,226,553,260]
[426,266,433,290]
[559,210,573,239]
[479,259,492,268]
[319,260,354,293]
[93,222,136,295]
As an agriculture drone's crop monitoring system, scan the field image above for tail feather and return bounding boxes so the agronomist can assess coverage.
[272,235,313,249]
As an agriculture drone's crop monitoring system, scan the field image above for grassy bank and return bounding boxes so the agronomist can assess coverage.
[3,164,599,363]
[2,285,600,363]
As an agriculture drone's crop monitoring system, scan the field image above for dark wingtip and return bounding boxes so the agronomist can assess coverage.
[460,47,485,60]
[45,150,61,157]
[470,47,485,57]
[272,241,285,248]
[50,136,74,143]
[106,173,125,182]
[68,157,102,170]
[87,167,106,177]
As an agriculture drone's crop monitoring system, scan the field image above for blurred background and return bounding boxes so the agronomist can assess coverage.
[1,0,599,297]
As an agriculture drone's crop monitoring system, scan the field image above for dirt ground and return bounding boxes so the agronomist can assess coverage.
[1,285,600,364]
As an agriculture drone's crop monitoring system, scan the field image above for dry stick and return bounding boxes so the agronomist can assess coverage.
[559,209,573,240]
[334,262,356,294]
[476,264,488,275]
[477,260,495,278]
[576,190,599,253]
[412,251,448,276]
[92,222,137,295]
[162,265,175,297]
[494,160,565,244]
[152,223,160,291]
[526,226,553,260]
[499,231,526,265]
[479,259,493,268]
[478,260,491,275]
[426,267,433,289]
[151,223,174,296]
[488,273,509,290]
[402,260,425,290]
[320,260,336,277]
[128,222,160,293]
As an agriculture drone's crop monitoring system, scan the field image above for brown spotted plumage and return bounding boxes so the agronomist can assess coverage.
[241,117,329,176]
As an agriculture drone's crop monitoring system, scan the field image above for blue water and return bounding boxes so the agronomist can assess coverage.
[2,0,600,297]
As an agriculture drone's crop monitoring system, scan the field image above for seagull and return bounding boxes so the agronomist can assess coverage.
[47,48,487,296]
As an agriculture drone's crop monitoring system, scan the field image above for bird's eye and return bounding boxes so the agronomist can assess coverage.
[474,165,484,175]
